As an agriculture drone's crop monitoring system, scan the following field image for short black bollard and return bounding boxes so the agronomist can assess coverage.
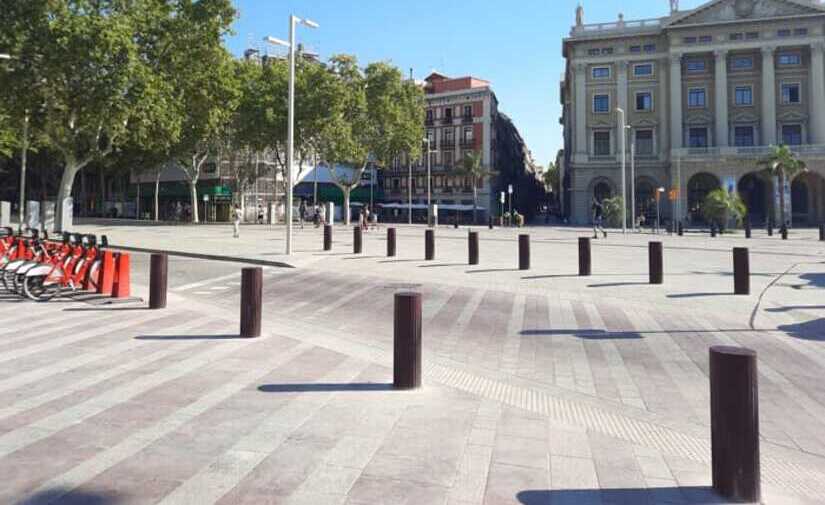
[578,237,591,276]
[780,224,788,240]
[488,216,494,229]
[353,226,363,254]
[468,231,479,265]
[149,253,168,309]
[648,241,663,285]
[677,221,683,236]
[767,218,773,237]
[820,223,824,241]
[518,234,530,270]
[393,292,422,389]
[710,223,717,238]
[425,229,435,260]
[387,227,396,257]
[710,346,760,503]
[744,219,751,239]
[323,224,332,251]
[733,247,750,295]
[240,267,262,338]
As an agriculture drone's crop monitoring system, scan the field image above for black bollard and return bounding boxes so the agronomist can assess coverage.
[518,234,530,270]
[648,241,663,285]
[733,247,750,295]
[820,223,824,241]
[780,224,788,240]
[468,231,479,265]
[323,224,332,251]
[767,218,773,237]
[488,216,494,229]
[710,346,760,503]
[578,237,591,276]
[387,227,396,257]
[678,221,683,236]
[240,267,262,338]
[149,253,168,309]
[353,226,363,254]
[393,292,422,389]
[710,223,717,238]
[425,229,435,260]
[744,219,751,239]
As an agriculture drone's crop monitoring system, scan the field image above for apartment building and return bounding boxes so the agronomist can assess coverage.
[383,72,498,223]
[561,0,825,226]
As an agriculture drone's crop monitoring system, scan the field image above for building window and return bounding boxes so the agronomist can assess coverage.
[426,110,434,122]
[683,36,697,44]
[588,48,600,56]
[686,59,706,73]
[427,129,435,143]
[688,128,708,148]
[629,45,641,54]
[782,125,802,145]
[778,53,801,65]
[463,105,472,118]
[745,32,759,40]
[688,88,706,108]
[635,130,654,155]
[593,94,610,113]
[777,29,791,37]
[601,47,613,55]
[635,92,653,111]
[794,28,808,36]
[732,57,753,70]
[699,35,713,43]
[593,131,611,156]
[444,128,454,143]
[734,86,753,106]
[734,126,754,147]
[592,66,610,79]
[443,151,453,167]
[729,33,743,41]
[444,107,453,119]
[643,44,656,53]
[781,83,801,104]
[463,127,473,143]
[633,63,654,76]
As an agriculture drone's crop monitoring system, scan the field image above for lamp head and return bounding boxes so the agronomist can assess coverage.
[263,36,290,48]
[300,18,319,29]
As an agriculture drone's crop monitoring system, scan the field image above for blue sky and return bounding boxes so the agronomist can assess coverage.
[226,0,708,167]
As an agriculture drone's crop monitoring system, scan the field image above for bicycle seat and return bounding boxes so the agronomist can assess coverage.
[100,235,109,248]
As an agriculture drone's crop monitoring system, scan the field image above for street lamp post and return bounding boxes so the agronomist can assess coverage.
[424,138,432,226]
[508,183,513,227]
[264,15,318,255]
[0,54,26,232]
[656,187,665,233]
[616,108,627,234]
[407,159,412,224]
[626,125,636,232]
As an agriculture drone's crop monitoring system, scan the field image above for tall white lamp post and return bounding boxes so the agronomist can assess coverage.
[616,108,627,234]
[424,137,432,226]
[264,14,318,255]
[0,53,27,232]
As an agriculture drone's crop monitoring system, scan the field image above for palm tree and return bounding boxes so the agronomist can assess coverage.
[758,144,808,227]
[458,150,494,225]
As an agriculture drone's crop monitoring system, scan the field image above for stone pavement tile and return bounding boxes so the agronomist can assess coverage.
[547,427,592,459]
[361,451,461,488]
[346,475,449,505]
[293,463,362,496]
[492,434,549,471]
[497,410,547,441]
[635,453,674,480]
[378,425,469,463]
[323,435,385,470]
[483,462,549,505]
[468,427,496,447]
[447,443,493,504]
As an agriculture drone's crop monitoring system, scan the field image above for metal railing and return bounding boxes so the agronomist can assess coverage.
[570,17,662,36]
[673,144,825,159]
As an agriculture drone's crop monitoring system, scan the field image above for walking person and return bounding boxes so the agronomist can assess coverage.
[313,204,321,228]
[232,203,242,238]
[299,199,307,230]
[592,197,607,239]
[370,206,379,231]
[257,204,264,225]
[319,203,326,225]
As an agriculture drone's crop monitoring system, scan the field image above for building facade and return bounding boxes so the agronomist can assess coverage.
[562,0,825,226]
[383,72,498,223]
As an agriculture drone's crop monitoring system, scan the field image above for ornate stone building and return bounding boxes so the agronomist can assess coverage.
[561,0,825,226]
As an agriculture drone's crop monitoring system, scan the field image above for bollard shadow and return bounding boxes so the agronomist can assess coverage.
[64,306,150,312]
[378,259,422,264]
[15,487,123,505]
[777,318,825,341]
[341,255,384,260]
[520,329,643,340]
[587,282,649,288]
[135,334,245,340]
[668,292,732,299]
[521,273,646,280]
[418,263,466,268]
[766,305,825,313]
[258,382,393,393]
[516,486,728,504]
[466,268,521,274]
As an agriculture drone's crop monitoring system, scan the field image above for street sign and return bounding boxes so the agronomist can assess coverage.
[508,184,513,194]
[500,192,505,204]
[202,194,209,202]
[668,189,678,201]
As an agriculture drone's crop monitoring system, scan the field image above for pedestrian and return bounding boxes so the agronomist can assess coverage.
[299,199,307,230]
[313,204,321,228]
[257,204,264,225]
[361,207,368,231]
[319,203,326,225]
[370,206,379,230]
[592,197,607,239]
[232,203,242,238]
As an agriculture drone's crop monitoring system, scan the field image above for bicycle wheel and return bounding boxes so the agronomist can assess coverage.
[24,275,61,302]
[85,260,101,292]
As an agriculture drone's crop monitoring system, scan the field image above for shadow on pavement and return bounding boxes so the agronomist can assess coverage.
[521,329,642,339]
[466,268,521,274]
[418,263,466,268]
[766,305,825,312]
[64,306,149,312]
[341,255,385,260]
[517,487,728,504]
[587,282,649,288]
[15,488,123,505]
[378,259,422,263]
[258,382,393,393]
[777,318,825,341]
[668,292,731,298]
[135,334,244,340]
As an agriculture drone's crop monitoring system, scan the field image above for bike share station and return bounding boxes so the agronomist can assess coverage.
[0,216,137,304]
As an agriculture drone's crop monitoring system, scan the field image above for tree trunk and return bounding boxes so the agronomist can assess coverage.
[343,188,351,225]
[55,161,81,232]
[79,168,86,217]
[473,184,478,225]
[190,180,199,223]
[778,172,786,227]
[154,168,161,222]
[98,165,105,216]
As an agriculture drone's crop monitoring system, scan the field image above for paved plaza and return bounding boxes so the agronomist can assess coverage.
[2,222,824,504]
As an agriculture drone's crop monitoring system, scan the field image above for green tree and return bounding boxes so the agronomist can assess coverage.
[543,161,560,195]
[702,188,747,229]
[758,144,808,227]
[458,150,494,224]
[601,195,624,228]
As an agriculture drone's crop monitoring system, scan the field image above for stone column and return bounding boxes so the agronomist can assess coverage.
[809,42,825,144]
[714,50,729,147]
[669,54,683,150]
[575,62,588,162]
[761,47,777,146]
[617,61,628,162]
[659,57,670,155]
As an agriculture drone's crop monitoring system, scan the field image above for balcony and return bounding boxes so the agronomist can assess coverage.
[459,138,475,148]
[425,117,434,126]
[441,116,454,125]
[672,144,825,161]
[569,17,662,38]
[440,140,456,149]
[462,115,473,124]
